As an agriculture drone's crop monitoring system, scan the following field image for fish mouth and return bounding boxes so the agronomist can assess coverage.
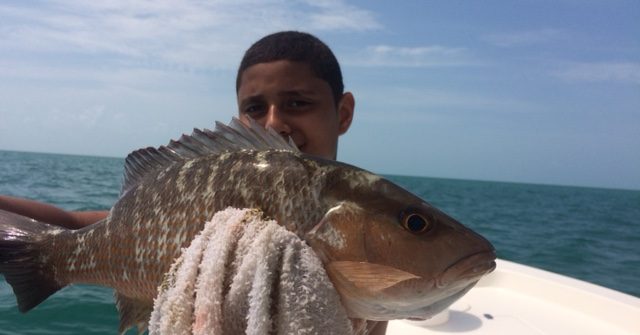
[437,250,496,288]
[337,251,496,321]
[371,251,495,320]
[393,254,495,320]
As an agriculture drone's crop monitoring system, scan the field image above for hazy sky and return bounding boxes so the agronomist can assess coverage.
[1,1,638,190]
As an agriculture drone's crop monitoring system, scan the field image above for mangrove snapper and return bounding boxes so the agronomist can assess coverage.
[0,118,496,333]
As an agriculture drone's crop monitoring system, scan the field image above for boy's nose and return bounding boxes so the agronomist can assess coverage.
[265,106,292,136]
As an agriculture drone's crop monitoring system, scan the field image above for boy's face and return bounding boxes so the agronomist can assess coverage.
[237,60,354,160]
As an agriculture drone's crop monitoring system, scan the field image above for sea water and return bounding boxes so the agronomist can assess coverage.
[1,150,638,334]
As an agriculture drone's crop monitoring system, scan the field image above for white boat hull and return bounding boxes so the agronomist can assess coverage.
[387,259,640,334]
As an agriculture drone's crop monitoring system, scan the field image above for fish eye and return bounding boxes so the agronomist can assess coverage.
[402,213,431,234]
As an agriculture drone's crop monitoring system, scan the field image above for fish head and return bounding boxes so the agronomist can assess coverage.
[306,169,496,321]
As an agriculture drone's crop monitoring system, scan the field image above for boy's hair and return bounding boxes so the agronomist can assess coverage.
[236,31,344,105]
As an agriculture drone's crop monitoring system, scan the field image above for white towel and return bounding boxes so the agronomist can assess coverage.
[148,208,356,335]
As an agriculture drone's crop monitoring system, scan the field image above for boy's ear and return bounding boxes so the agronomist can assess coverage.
[337,92,355,135]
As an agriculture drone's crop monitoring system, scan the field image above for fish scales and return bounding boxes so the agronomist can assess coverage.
[44,150,330,300]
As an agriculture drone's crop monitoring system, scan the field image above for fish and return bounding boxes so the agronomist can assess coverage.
[0,118,496,333]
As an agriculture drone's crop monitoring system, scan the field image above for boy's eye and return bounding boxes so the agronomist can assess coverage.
[287,100,310,108]
[244,104,266,115]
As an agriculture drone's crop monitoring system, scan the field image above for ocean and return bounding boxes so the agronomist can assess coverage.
[1,150,638,334]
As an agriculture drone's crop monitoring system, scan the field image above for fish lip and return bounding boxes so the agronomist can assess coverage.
[393,281,479,321]
[438,250,496,288]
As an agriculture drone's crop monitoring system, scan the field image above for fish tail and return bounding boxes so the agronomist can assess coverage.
[0,209,67,312]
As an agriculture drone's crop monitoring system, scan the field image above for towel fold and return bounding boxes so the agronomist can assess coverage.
[148,207,355,335]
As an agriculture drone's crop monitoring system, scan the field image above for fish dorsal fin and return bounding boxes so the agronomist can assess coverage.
[120,117,299,195]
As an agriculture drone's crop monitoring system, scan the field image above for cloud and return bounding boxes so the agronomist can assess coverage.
[356,86,536,122]
[553,62,640,84]
[40,105,106,129]
[0,0,380,71]
[303,0,381,31]
[347,44,476,67]
[483,29,564,47]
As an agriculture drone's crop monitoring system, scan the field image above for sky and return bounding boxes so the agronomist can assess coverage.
[0,0,638,190]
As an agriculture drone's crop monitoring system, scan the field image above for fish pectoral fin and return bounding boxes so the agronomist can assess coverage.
[328,261,421,292]
[115,292,153,335]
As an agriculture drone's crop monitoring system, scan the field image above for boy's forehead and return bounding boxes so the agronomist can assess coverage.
[237,60,329,96]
